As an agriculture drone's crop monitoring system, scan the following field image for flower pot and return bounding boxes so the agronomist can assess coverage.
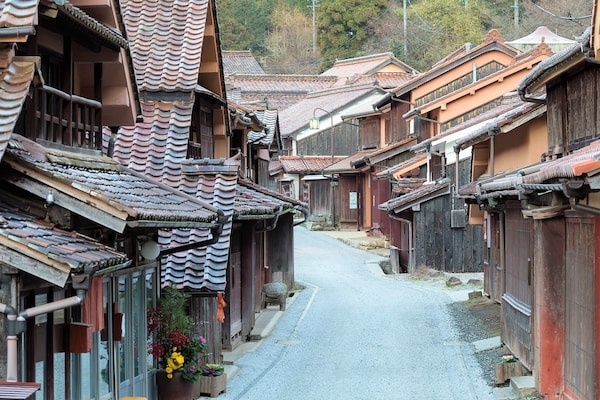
[195,374,227,398]
[495,362,524,385]
[156,370,195,400]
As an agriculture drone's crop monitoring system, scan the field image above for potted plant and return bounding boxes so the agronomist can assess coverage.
[197,363,227,397]
[148,286,208,400]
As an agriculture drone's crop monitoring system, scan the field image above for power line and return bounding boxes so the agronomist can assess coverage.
[529,0,591,21]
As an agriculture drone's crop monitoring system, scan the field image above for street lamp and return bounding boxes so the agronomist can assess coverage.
[309,107,334,163]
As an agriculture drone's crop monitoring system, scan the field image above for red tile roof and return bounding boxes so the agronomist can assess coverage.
[278,155,344,174]
[0,55,37,162]
[226,74,337,110]
[321,52,418,77]
[121,0,209,92]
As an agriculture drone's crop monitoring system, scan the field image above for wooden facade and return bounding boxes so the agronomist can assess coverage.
[413,192,484,273]
[502,202,534,370]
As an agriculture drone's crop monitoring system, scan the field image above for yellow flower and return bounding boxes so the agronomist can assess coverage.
[167,373,173,379]
[167,351,184,371]
[165,367,173,374]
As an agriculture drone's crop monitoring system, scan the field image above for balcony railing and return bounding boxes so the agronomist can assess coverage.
[33,85,102,151]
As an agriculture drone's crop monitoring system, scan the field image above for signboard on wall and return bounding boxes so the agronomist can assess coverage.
[349,192,357,209]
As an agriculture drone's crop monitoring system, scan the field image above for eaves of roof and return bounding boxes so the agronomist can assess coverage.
[3,135,221,233]
[376,153,428,180]
[463,139,600,201]
[55,2,128,49]
[366,137,418,165]
[392,31,519,98]
[279,83,385,137]
[0,196,129,287]
[0,55,38,163]
[383,180,451,213]
[234,179,307,218]
[413,45,552,116]
[519,28,590,97]
[323,150,373,174]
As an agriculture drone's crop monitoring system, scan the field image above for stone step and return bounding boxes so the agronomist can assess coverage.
[510,375,537,397]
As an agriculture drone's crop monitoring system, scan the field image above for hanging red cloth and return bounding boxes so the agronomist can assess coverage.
[216,292,226,323]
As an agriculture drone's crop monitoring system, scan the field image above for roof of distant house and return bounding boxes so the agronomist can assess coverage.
[321,52,418,77]
[506,26,576,53]
[222,50,265,75]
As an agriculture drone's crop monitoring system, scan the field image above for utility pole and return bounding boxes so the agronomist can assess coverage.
[513,0,519,31]
[309,0,319,53]
[403,0,407,54]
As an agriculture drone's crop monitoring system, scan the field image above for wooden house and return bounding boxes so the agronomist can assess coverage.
[378,31,552,273]
[464,14,600,398]
[114,0,307,360]
[0,2,229,399]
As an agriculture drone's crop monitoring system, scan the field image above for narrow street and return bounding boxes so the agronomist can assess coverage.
[220,227,493,400]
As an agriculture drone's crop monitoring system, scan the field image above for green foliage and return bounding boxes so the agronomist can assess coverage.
[316,0,388,70]
[216,0,276,56]
[402,0,487,70]
[263,3,320,74]
[216,0,593,74]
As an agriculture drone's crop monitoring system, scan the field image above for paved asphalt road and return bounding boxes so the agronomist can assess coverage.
[219,227,493,400]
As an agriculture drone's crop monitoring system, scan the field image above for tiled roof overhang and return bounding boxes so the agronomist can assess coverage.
[3,135,221,233]
[0,198,129,287]
[519,28,589,98]
[53,1,128,49]
[0,55,38,162]
[382,180,451,214]
[462,139,600,203]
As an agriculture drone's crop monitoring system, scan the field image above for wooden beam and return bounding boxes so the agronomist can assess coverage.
[0,244,69,287]
[5,174,128,233]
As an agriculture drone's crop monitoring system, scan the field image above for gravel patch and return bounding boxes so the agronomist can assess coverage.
[446,299,544,400]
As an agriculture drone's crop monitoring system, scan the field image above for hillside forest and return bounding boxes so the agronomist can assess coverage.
[216,0,593,73]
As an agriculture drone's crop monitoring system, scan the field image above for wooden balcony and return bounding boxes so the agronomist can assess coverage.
[29,85,102,151]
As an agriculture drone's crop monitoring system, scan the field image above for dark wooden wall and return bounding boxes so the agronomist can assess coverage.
[389,96,410,142]
[564,212,596,400]
[413,194,484,272]
[304,179,332,220]
[266,214,295,290]
[296,123,359,156]
[547,65,600,155]
[502,203,533,369]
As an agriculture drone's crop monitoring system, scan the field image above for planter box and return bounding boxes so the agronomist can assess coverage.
[195,374,226,398]
[495,362,524,385]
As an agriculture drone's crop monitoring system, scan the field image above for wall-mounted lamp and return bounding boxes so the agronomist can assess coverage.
[45,191,54,206]
[141,240,160,261]
[309,117,320,130]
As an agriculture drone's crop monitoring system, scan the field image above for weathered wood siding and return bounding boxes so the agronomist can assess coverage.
[191,295,222,364]
[389,96,410,143]
[547,65,600,154]
[359,119,379,150]
[486,212,505,303]
[564,212,596,400]
[413,195,484,272]
[338,175,358,229]
[303,179,331,220]
[502,203,533,369]
[266,214,295,291]
[297,123,359,156]
[371,174,391,234]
